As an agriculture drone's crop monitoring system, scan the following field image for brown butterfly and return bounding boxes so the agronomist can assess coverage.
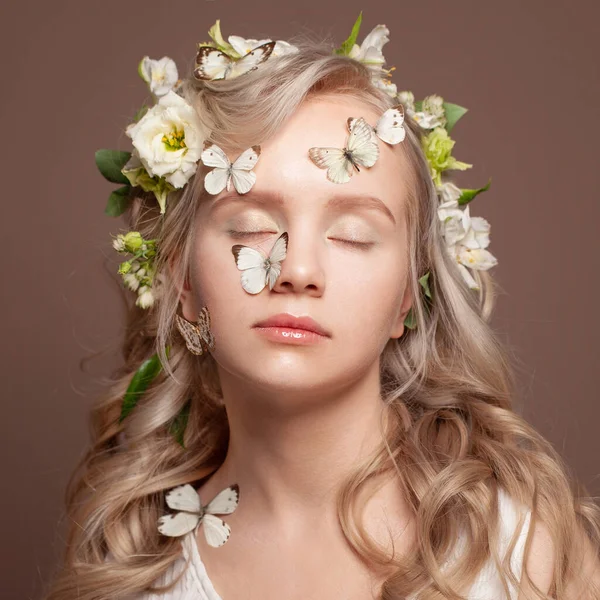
[175,306,215,355]
[194,41,275,81]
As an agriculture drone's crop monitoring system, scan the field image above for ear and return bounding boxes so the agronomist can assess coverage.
[168,254,198,321]
[390,283,413,340]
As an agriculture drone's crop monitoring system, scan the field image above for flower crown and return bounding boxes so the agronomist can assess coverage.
[97,13,495,316]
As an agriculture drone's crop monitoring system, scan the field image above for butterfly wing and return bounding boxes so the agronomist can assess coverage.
[346,117,379,168]
[265,231,288,290]
[231,245,268,294]
[230,145,261,194]
[158,511,200,537]
[164,484,202,512]
[201,143,232,195]
[197,306,215,350]
[374,105,406,145]
[175,313,205,355]
[308,147,353,184]
[205,484,240,515]
[194,47,232,80]
[227,41,275,79]
[202,513,232,548]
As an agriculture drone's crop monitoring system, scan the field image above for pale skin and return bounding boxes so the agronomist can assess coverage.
[177,96,580,599]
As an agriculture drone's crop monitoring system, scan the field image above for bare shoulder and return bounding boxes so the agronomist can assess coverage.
[518,519,600,600]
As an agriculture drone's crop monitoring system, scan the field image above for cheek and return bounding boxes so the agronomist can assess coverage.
[333,251,407,330]
[189,234,246,313]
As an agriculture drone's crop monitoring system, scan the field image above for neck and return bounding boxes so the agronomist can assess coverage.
[201,359,393,533]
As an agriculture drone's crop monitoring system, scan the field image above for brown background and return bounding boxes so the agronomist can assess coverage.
[1,1,598,598]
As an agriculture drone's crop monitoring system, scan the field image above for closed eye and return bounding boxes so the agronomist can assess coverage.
[329,238,374,249]
[228,230,374,249]
[227,230,277,238]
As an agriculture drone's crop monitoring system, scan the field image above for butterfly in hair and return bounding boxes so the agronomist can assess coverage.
[348,104,407,145]
[174,306,215,356]
[194,41,276,81]
[158,483,240,548]
[201,142,261,195]
[231,231,288,294]
[308,117,379,184]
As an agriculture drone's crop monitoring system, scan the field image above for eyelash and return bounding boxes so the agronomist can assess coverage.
[227,230,373,249]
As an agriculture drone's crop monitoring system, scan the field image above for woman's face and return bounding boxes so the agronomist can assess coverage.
[180,95,413,400]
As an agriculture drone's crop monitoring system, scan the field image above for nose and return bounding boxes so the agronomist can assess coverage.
[270,230,325,296]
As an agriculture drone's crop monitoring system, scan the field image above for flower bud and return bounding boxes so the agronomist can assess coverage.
[124,231,144,252]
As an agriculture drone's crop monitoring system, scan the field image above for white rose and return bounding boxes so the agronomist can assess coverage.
[126,91,205,189]
[139,56,179,97]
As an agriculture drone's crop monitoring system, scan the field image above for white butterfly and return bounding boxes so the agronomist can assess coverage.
[348,104,406,145]
[308,117,379,184]
[231,231,288,295]
[201,143,261,195]
[193,42,275,81]
[157,483,240,548]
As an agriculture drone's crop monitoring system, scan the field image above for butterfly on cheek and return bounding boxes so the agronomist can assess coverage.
[348,104,407,146]
[308,117,379,184]
[201,142,261,195]
[231,231,288,294]
[193,41,275,81]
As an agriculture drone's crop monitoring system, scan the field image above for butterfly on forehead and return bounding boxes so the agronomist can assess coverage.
[194,41,275,81]
[347,104,407,146]
[308,117,379,185]
[201,142,261,195]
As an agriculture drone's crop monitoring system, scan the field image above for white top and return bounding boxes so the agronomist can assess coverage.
[132,487,531,600]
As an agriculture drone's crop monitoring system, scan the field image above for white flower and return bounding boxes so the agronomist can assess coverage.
[349,24,390,74]
[397,91,415,114]
[439,205,497,289]
[228,36,298,58]
[437,182,462,205]
[112,235,126,252]
[123,273,140,292]
[373,77,397,98]
[139,56,179,97]
[411,111,445,130]
[126,90,205,189]
[136,286,155,309]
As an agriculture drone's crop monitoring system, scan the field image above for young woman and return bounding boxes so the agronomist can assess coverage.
[43,20,600,600]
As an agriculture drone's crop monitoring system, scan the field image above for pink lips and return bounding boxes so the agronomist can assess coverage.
[253,313,331,337]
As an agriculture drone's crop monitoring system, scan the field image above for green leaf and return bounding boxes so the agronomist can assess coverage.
[418,272,433,299]
[334,12,363,56]
[403,307,417,330]
[457,178,492,206]
[443,102,468,133]
[413,100,422,112]
[95,149,132,184]
[119,347,170,423]
[169,399,191,448]
[104,185,132,217]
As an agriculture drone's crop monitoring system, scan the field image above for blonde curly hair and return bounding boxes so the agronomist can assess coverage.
[43,36,600,600]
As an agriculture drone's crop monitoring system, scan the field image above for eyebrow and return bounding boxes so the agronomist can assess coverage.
[208,190,397,225]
